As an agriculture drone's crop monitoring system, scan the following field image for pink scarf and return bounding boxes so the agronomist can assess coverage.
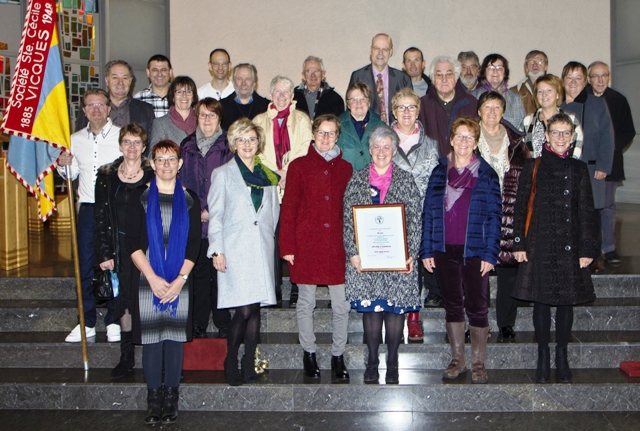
[369,162,393,204]
[170,106,197,136]
[272,103,291,170]
[445,153,480,211]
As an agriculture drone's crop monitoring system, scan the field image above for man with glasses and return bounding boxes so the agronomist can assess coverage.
[57,88,123,343]
[198,48,235,101]
[561,61,614,273]
[348,33,412,124]
[457,51,481,92]
[587,61,636,264]
[511,50,548,115]
[293,56,344,120]
[75,60,154,145]
[220,63,269,130]
[133,54,173,118]
[417,55,478,308]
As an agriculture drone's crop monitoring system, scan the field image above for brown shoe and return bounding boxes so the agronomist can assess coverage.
[443,322,467,379]
[470,325,489,384]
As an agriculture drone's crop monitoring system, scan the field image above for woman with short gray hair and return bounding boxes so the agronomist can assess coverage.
[342,125,422,385]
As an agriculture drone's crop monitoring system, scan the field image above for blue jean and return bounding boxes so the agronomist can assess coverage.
[78,203,116,328]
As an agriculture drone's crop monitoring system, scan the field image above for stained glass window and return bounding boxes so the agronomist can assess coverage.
[0,56,10,116]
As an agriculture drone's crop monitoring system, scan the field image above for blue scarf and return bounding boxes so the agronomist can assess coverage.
[146,177,189,316]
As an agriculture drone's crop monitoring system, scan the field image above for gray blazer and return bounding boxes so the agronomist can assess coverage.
[149,114,189,151]
[207,158,280,308]
[348,64,412,122]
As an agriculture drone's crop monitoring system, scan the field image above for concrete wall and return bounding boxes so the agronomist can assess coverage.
[170,0,611,97]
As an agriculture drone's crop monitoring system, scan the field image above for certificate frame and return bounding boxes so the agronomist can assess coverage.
[352,203,409,272]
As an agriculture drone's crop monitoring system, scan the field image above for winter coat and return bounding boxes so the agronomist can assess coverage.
[419,155,502,265]
[93,157,154,271]
[561,88,614,209]
[178,130,233,238]
[390,120,439,198]
[511,148,596,305]
[293,83,345,119]
[336,109,385,172]
[279,146,353,285]
[477,122,531,266]
[586,85,636,181]
[343,163,422,308]
[418,80,478,157]
[149,112,193,152]
[207,159,280,308]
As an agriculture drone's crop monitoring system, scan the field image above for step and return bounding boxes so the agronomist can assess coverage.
[1,274,639,300]
[0,332,638,370]
[0,368,638,412]
[3,297,638,333]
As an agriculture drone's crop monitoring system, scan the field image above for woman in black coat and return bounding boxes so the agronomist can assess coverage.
[94,123,154,380]
[512,112,596,384]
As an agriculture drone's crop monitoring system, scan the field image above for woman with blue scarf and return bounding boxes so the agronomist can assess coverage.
[208,118,280,386]
[126,140,201,425]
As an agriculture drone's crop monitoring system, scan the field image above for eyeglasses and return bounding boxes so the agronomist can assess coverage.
[589,74,610,80]
[371,145,393,152]
[235,137,259,146]
[85,103,107,109]
[175,89,193,96]
[198,113,217,119]
[527,60,545,66]
[122,139,143,147]
[348,97,368,104]
[315,130,337,138]
[549,130,573,138]
[461,65,478,71]
[304,69,322,75]
[154,156,179,165]
[434,71,455,80]
[396,105,418,113]
[453,134,476,143]
[488,65,505,72]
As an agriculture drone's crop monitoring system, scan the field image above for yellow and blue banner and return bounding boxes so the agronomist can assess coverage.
[1,0,70,221]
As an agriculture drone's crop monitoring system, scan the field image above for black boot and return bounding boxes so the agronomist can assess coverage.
[289,283,299,308]
[241,354,259,384]
[556,346,572,383]
[535,345,550,383]
[224,357,243,386]
[162,386,179,424]
[331,355,349,380]
[303,351,320,378]
[385,362,399,385]
[111,331,135,380]
[364,360,379,384]
[144,387,163,425]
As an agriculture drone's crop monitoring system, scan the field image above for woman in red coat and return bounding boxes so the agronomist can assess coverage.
[279,114,353,380]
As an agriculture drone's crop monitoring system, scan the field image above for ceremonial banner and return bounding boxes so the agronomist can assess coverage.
[1,0,70,221]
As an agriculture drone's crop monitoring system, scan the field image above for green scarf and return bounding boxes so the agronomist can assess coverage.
[235,154,280,211]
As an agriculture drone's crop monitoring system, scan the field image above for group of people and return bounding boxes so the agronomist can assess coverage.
[53,32,635,425]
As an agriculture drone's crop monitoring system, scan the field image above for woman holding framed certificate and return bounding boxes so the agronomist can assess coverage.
[420,117,502,384]
[343,125,422,385]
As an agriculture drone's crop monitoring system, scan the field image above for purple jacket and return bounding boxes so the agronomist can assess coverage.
[179,130,233,238]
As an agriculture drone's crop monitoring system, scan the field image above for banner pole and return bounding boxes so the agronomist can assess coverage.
[65,165,89,370]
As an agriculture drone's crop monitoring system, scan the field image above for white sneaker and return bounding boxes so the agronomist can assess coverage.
[106,323,121,342]
[65,324,96,342]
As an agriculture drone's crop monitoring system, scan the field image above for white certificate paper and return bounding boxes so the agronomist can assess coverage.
[352,204,408,271]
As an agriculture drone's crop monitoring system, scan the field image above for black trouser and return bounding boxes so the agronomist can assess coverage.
[192,238,231,330]
[424,267,441,297]
[495,266,518,328]
[594,208,602,258]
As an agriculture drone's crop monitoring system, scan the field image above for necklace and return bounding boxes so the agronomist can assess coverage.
[119,166,141,180]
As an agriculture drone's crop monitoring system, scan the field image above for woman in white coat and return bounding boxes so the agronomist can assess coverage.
[207,118,280,386]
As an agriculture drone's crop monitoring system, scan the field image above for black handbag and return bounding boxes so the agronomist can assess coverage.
[92,266,114,301]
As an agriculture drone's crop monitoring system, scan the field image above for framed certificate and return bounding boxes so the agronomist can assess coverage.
[352,203,409,271]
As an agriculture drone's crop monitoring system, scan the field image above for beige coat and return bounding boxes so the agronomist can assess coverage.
[253,100,312,200]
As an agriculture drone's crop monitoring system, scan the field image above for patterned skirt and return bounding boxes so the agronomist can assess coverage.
[351,298,420,314]
[138,273,189,345]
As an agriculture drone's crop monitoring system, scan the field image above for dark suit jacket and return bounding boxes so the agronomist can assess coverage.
[75,98,155,138]
[348,64,412,122]
[220,91,270,130]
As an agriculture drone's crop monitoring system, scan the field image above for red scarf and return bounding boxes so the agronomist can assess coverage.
[169,106,197,136]
[544,142,570,159]
[272,103,291,170]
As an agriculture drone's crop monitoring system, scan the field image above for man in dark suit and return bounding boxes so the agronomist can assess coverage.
[75,60,154,145]
[348,33,412,124]
[219,63,269,130]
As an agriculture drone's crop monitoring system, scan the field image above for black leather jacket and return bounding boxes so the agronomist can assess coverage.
[93,157,154,272]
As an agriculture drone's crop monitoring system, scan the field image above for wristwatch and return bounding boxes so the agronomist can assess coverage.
[179,273,189,281]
